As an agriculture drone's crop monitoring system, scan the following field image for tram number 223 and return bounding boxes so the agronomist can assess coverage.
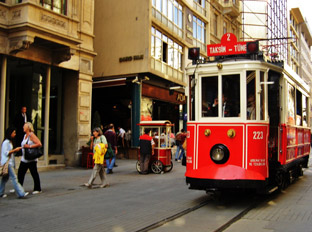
[253,131,264,140]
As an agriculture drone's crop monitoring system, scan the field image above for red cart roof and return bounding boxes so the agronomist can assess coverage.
[137,120,174,127]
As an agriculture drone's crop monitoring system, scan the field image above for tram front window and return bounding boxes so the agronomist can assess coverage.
[202,74,240,117]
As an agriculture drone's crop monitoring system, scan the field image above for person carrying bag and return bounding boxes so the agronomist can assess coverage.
[84,143,109,188]
[24,137,43,160]
[84,127,109,188]
[0,127,29,198]
[18,122,42,195]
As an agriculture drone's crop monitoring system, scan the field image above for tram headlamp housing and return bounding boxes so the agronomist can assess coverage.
[210,144,230,164]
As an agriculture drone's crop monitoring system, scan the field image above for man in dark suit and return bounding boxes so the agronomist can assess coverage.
[210,94,239,117]
[14,106,31,147]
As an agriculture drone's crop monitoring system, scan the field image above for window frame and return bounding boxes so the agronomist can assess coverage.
[40,0,67,15]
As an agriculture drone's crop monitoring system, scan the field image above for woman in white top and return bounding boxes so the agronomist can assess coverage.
[17,122,42,195]
[0,127,29,198]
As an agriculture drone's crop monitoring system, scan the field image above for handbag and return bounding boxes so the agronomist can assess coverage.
[0,161,9,176]
[25,147,43,160]
[24,136,43,160]
[104,144,114,160]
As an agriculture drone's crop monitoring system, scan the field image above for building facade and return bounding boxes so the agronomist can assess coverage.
[93,0,242,147]
[289,8,312,83]
[242,0,288,61]
[0,0,95,167]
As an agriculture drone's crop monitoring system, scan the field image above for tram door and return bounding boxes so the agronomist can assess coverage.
[246,70,269,179]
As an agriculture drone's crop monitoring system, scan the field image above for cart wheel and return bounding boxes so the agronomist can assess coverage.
[136,161,141,173]
[151,160,163,174]
[165,161,173,172]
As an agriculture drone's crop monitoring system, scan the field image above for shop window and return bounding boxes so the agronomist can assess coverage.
[40,0,67,15]
[8,61,64,155]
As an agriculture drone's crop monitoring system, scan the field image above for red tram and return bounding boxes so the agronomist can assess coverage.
[185,33,310,192]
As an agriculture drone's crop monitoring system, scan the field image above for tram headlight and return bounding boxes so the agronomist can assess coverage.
[210,144,230,164]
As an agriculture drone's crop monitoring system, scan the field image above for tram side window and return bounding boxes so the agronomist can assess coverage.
[296,90,302,126]
[287,84,295,125]
[260,72,265,120]
[247,71,256,120]
[202,76,218,117]
[190,77,196,121]
[222,74,240,117]
[302,95,308,126]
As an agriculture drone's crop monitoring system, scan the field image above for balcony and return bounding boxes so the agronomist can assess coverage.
[222,0,240,17]
[0,2,80,56]
[151,57,184,84]
[193,1,206,17]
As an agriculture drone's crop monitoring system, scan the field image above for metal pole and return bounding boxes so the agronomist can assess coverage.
[44,66,51,166]
[0,56,7,143]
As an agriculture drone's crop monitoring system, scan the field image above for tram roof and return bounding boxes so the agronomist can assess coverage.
[137,120,174,127]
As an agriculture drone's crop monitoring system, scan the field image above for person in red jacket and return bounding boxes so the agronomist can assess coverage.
[139,129,155,174]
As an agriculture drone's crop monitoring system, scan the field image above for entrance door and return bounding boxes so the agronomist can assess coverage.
[7,58,63,154]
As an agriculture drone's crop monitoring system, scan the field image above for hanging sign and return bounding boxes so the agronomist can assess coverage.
[207,33,247,56]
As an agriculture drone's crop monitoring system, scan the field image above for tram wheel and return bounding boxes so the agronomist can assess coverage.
[276,171,286,190]
[165,161,173,172]
[136,161,141,173]
[298,165,304,177]
[151,160,163,174]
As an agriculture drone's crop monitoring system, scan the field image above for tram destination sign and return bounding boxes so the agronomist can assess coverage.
[207,33,247,56]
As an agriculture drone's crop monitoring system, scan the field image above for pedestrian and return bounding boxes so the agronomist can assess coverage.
[13,106,31,154]
[17,122,42,195]
[125,128,132,158]
[175,129,186,162]
[125,129,131,148]
[89,127,107,152]
[139,128,155,174]
[84,127,109,188]
[104,124,117,174]
[0,127,29,198]
[117,126,126,157]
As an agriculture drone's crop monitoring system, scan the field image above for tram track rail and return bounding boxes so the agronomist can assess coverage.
[137,191,273,232]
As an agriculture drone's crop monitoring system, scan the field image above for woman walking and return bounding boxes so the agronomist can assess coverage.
[18,122,42,195]
[0,127,29,198]
[84,127,109,188]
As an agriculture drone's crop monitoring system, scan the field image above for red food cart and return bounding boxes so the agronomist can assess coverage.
[136,120,174,174]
